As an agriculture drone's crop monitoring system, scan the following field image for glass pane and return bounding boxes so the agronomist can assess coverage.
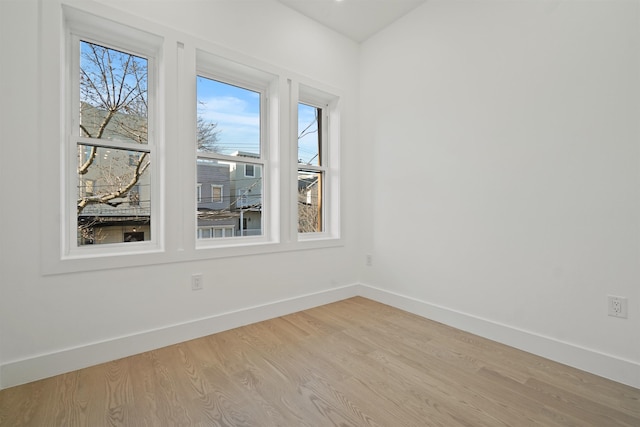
[77,145,151,245]
[196,76,260,157]
[298,103,321,166]
[79,41,148,144]
[298,170,323,233]
[197,158,262,239]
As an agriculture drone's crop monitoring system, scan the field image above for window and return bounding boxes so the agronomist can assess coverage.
[297,102,325,233]
[62,8,161,256]
[74,41,152,247]
[296,84,340,240]
[45,5,340,273]
[197,226,235,239]
[195,60,270,244]
[211,184,223,203]
[129,184,141,206]
[84,179,95,196]
[123,231,144,242]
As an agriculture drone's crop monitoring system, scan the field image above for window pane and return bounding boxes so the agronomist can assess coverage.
[298,103,321,166]
[79,41,148,144]
[77,145,151,245]
[298,170,323,233]
[196,76,260,157]
[197,158,262,239]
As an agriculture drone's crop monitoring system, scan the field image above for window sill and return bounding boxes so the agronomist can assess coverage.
[42,236,344,276]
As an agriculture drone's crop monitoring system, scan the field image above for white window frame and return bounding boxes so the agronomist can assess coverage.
[61,6,163,260]
[40,2,341,275]
[197,184,203,203]
[297,101,327,234]
[296,83,341,241]
[195,49,279,249]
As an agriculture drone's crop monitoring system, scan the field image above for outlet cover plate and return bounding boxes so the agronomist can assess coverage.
[192,273,203,291]
[607,295,628,318]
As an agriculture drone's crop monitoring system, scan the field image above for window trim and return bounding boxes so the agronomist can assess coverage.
[211,184,223,203]
[296,83,341,242]
[194,49,279,249]
[61,6,164,260]
[297,102,327,234]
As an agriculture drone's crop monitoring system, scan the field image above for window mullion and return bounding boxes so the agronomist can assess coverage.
[298,164,325,173]
[75,137,152,153]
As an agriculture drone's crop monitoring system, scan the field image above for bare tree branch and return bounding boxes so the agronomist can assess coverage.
[77,153,150,214]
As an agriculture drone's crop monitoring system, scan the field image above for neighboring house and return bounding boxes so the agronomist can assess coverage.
[229,151,263,237]
[196,159,236,238]
[297,172,321,233]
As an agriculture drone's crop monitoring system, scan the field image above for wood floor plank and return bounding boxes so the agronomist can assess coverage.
[0,376,58,426]
[1,297,638,426]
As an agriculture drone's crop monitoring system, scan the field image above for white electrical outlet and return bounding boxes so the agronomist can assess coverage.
[366,254,372,266]
[607,295,628,318]
[192,273,203,291]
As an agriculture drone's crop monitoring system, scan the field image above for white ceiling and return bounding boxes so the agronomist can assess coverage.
[277,0,427,43]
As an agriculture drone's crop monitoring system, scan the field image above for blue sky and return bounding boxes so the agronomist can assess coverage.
[297,103,320,166]
[197,76,260,156]
[80,42,319,162]
[197,76,320,163]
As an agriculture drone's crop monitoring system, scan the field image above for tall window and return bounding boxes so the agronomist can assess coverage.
[72,37,155,247]
[195,75,264,240]
[47,6,340,274]
[298,102,325,233]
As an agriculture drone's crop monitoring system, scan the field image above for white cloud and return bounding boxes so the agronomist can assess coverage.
[199,96,259,126]
[198,95,260,154]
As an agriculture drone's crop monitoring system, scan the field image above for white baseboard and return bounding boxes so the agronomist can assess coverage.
[3,283,638,390]
[0,284,359,390]
[357,283,640,389]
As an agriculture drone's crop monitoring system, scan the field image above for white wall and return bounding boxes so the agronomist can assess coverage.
[0,0,360,388]
[360,0,640,387]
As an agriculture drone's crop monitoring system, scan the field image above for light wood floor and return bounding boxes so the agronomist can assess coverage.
[1,297,638,426]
